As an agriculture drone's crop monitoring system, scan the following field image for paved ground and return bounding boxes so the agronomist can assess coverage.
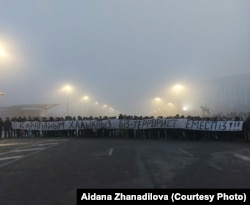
[0,137,250,204]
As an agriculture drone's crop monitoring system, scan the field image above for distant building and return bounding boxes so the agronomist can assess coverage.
[0,104,59,119]
[201,73,250,118]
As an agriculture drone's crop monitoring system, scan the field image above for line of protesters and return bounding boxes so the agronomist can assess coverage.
[0,114,250,141]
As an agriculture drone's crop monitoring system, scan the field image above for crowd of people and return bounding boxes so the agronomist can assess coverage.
[0,114,250,141]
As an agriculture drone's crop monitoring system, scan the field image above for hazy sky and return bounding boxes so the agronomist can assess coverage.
[0,0,249,116]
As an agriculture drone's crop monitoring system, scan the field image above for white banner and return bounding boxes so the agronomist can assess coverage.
[11,119,243,132]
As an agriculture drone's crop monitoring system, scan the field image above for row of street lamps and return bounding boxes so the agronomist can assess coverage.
[151,84,186,116]
[61,84,119,117]
[62,83,187,117]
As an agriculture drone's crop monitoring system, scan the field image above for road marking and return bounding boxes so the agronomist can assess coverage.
[38,143,58,146]
[109,148,114,156]
[179,148,193,157]
[234,154,250,162]
[0,143,30,147]
[0,156,23,161]
[0,138,71,168]
[11,148,45,152]
[44,139,69,142]
[209,163,223,171]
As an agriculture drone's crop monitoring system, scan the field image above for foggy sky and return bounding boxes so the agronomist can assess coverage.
[0,0,249,117]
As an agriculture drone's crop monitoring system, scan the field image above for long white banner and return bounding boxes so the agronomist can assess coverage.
[11,119,243,132]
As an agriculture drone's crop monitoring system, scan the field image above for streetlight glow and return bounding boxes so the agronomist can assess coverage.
[182,106,187,111]
[153,97,162,102]
[171,83,185,115]
[82,95,89,101]
[62,85,72,92]
[0,42,8,59]
[151,97,164,117]
[0,48,7,57]
[167,102,174,107]
[81,95,91,116]
[173,84,184,92]
[0,42,14,65]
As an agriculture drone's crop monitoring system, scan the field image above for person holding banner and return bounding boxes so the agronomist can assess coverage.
[243,116,250,142]
[0,117,3,139]
[4,117,12,138]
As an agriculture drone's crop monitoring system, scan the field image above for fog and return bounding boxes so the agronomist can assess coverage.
[0,0,249,117]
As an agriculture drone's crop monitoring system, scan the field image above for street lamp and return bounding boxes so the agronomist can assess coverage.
[0,44,8,60]
[62,85,72,116]
[173,84,183,92]
[0,45,10,65]
[153,97,163,117]
[93,101,99,117]
[0,49,7,58]
[154,97,162,102]
[0,46,7,99]
[166,102,174,116]
[172,84,184,115]
[81,95,90,116]
[82,95,89,101]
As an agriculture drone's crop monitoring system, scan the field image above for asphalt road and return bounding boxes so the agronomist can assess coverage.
[0,137,250,204]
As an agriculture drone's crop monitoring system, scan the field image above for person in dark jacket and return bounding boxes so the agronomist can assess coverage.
[4,117,12,138]
[0,117,3,139]
[243,116,250,142]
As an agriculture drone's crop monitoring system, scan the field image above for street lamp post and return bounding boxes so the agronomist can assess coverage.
[1,46,8,99]
[66,92,69,116]
[62,85,72,116]
[153,97,163,117]
[172,84,184,115]
[81,95,89,116]
[166,102,174,116]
